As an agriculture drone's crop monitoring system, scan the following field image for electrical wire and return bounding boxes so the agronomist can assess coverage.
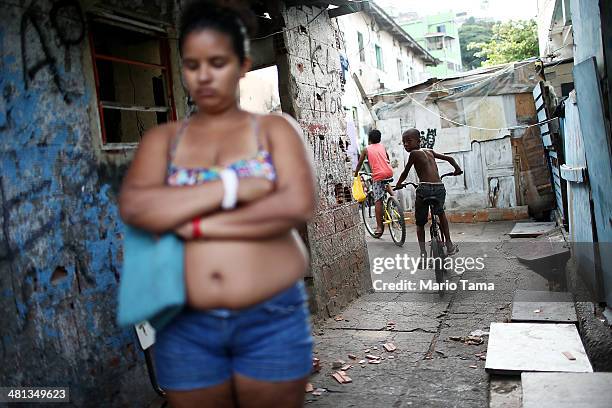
[402,91,558,131]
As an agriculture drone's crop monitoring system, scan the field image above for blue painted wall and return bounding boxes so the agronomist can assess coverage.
[0,0,176,405]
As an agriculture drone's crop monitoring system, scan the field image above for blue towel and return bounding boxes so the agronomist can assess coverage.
[117,226,185,331]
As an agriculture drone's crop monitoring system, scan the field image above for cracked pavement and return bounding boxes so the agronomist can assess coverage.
[306,221,548,407]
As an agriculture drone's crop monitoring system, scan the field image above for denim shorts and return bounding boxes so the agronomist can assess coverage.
[415,183,446,226]
[153,281,313,391]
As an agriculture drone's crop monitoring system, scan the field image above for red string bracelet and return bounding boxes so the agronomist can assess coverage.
[192,217,203,239]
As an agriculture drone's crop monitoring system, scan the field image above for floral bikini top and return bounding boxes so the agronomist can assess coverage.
[166,115,277,186]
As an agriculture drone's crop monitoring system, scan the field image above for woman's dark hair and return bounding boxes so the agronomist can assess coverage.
[179,0,257,63]
[368,129,382,143]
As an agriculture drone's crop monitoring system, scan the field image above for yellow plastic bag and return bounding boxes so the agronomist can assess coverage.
[352,176,367,203]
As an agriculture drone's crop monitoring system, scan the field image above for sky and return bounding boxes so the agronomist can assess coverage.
[375,0,539,22]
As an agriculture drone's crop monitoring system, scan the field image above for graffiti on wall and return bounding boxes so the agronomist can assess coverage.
[1,1,142,403]
[420,128,437,148]
[20,0,85,104]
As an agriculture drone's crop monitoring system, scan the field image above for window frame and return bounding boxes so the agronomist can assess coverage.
[375,44,383,71]
[397,59,404,81]
[88,16,177,146]
[357,31,365,62]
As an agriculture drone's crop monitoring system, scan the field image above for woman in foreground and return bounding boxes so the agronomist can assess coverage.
[119,2,316,407]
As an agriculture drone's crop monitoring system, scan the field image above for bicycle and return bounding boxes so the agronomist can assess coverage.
[395,172,456,286]
[359,173,406,246]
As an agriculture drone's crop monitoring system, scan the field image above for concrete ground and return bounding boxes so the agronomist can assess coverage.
[306,221,548,408]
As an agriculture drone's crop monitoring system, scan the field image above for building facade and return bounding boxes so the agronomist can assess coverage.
[400,11,464,78]
[537,0,574,61]
[335,1,437,159]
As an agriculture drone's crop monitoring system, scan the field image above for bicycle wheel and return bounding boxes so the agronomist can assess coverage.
[361,193,381,238]
[430,219,446,286]
[386,196,406,246]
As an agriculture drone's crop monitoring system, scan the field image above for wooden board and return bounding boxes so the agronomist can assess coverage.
[574,57,612,305]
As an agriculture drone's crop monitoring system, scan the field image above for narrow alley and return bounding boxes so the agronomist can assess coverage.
[305,222,547,407]
[2,0,612,407]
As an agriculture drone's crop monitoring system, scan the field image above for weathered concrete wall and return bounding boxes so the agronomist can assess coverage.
[277,5,371,319]
[0,0,183,405]
[374,92,554,217]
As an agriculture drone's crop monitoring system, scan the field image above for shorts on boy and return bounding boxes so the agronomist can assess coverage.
[414,183,446,226]
[372,179,391,201]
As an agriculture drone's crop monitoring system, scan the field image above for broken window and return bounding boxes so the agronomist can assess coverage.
[89,18,176,145]
[427,36,443,51]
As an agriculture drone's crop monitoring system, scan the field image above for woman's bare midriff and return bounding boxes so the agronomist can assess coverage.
[184,229,308,310]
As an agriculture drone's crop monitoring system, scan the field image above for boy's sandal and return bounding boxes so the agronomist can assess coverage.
[446,243,459,256]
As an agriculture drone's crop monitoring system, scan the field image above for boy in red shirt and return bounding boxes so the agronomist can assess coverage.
[354,129,394,236]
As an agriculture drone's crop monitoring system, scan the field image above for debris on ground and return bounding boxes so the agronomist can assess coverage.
[449,335,485,345]
[348,353,357,360]
[562,351,576,360]
[358,359,366,364]
[534,309,542,314]
[372,346,378,350]
[469,365,478,369]
[312,388,327,396]
[332,360,345,369]
[340,364,352,371]
[305,383,314,393]
[435,350,447,358]
[312,358,321,373]
[469,330,490,337]
[334,315,344,321]
[368,360,381,364]
[383,342,397,352]
[364,348,371,353]
[386,321,396,330]
[366,354,381,360]
[475,352,487,361]
[331,370,352,384]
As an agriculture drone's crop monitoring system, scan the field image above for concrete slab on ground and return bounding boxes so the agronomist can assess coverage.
[485,323,593,374]
[489,376,521,408]
[508,222,556,238]
[521,372,612,408]
[511,290,577,323]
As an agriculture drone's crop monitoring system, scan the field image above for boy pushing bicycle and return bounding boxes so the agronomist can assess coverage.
[394,129,462,258]
[354,129,394,237]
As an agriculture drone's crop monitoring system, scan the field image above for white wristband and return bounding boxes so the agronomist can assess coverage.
[220,169,238,210]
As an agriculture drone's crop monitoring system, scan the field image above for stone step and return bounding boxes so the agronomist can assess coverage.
[511,290,577,324]
[522,372,612,408]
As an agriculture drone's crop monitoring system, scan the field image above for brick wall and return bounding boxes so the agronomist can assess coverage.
[277,4,371,319]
